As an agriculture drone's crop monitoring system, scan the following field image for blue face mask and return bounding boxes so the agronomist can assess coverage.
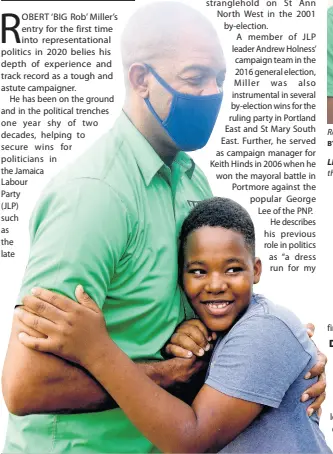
[144,65,223,151]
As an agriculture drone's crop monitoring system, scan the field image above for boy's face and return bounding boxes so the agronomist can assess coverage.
[183,226,262,333]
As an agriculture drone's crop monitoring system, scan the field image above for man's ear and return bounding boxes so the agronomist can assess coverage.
[128,63,150,98]
[253,257,262,285]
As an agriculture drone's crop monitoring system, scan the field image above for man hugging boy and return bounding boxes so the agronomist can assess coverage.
[15,198,331,453]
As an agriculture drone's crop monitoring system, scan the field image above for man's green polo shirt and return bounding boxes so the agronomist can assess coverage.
[4,112,213,453]
[328,7,333,96]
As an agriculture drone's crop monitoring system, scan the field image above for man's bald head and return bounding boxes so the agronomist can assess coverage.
[121,2,225,158]
[121,2,218,71]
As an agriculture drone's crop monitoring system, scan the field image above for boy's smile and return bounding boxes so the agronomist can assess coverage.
[202,299,235,317]
[183,226,262,332]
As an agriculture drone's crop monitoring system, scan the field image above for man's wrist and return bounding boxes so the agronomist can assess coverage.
[138,358,181,389]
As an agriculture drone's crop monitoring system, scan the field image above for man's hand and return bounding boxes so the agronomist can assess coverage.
[164,319,217,359]
[155,355,209,405]
[302,323,327,416]
[161,356,208,386]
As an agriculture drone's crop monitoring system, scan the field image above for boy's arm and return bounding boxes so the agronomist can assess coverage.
[72,306,316,452]
[15,289,263,452]
[166,318,326,414]
[87,338,263,453]
[16,289,314,453]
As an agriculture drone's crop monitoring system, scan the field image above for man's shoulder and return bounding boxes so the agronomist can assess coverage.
[52,129,132,187]
[41,128,139,206]
[28,128,140,230]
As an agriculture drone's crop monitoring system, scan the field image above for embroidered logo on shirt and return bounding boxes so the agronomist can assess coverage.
[187,200,200,208]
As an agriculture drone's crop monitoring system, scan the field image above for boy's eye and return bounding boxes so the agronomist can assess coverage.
[189,269,206,276]
[226,267,243,274]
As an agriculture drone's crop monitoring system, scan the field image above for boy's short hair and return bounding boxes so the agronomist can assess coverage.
[179,197,256,257]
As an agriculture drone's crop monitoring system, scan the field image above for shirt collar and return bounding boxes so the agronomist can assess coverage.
[114,112,195,186]
[174,151,196,179]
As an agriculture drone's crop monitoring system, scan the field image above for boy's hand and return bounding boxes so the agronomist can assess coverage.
[164,319,217,359]
[166,320,327,416]
[15,286,110,368]
[302,323,327,416]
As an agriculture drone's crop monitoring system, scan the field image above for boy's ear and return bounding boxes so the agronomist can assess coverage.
[253,257,262,284]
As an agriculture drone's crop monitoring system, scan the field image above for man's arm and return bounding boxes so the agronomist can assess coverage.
[3,179,207,415]
[3,311,206,415]
[3,315,113,415]
[2,179,125,415]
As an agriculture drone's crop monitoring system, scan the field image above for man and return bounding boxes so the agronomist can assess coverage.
[2,2,326,453]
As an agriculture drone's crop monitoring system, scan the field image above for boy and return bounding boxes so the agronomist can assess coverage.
[15,198,331,453]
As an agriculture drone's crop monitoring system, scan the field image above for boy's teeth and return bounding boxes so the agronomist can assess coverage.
[208,302,229,309]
